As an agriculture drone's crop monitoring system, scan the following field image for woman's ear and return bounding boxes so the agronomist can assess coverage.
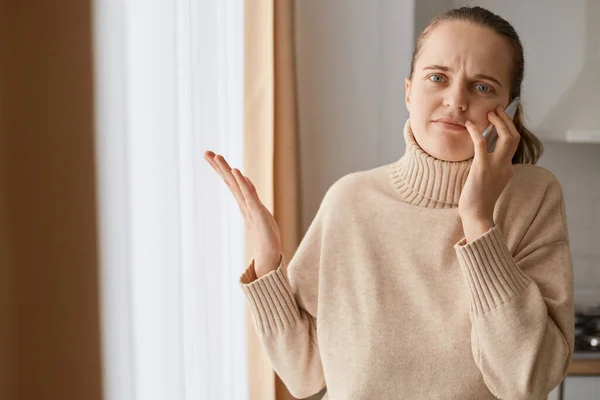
[405,77,411,112]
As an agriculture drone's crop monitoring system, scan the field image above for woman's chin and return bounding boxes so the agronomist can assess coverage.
[435,152,473,162]
[423,139,474,162]
[412,126,474,161]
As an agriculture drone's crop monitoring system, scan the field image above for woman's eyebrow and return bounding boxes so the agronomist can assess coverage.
[422,65,503,87]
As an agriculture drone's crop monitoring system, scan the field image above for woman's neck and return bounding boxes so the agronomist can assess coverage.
[390,119,473,208]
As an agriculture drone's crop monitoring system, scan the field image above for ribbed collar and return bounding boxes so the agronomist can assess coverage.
[390,119,473,208]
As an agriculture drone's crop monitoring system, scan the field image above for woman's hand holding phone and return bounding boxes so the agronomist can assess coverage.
[459,98,522,242]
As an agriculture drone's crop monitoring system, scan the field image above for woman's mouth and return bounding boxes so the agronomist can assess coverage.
[432,120,467,132]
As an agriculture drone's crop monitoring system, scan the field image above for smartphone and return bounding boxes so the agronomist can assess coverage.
[481,97,520,153]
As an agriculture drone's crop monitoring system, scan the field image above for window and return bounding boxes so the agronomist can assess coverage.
[93,0,247,398]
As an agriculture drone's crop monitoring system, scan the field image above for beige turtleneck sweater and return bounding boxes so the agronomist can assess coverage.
[239,120,574,400]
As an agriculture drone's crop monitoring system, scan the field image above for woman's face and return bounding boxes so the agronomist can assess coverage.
[405,20,513,161]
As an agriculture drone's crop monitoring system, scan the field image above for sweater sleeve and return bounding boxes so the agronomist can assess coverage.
[453,177,575,400]
[238,188,333,398]
[239,256,325,398]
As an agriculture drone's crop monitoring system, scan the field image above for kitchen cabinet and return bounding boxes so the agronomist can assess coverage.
[562,376,600,399]
[548,358,600,400]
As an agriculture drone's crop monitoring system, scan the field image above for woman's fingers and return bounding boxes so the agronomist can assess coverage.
[465,120,487,162]
[204,153,231,185]
[488,107,519,162]
[232,169,263,212]
[495,105,521,157]
[204,152,227,181]
[204,152,249,219]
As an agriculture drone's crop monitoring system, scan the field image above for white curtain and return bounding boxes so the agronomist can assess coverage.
[92,0,247,399]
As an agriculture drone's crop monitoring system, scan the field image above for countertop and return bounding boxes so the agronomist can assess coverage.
[568,354,600,375]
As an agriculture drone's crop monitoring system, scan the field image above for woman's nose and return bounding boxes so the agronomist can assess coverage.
[443,87,468,112]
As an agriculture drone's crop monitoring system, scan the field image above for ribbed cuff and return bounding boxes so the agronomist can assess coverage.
[239,257,302,334]
[454,225,532,315]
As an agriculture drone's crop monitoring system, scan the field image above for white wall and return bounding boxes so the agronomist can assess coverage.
[295,0,414,230]
[415,0,452,38]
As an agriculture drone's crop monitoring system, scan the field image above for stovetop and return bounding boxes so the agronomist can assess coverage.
[574,304,600,357]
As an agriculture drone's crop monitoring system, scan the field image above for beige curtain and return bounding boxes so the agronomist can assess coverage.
[243,0,303,399]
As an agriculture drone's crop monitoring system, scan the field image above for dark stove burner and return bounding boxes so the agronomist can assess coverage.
[574,304,600,354]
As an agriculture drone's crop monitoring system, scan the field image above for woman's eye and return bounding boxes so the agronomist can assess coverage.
[475,83,491,93]
[429,74,444,83]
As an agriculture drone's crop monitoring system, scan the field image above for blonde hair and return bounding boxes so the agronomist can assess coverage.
[410,6,544,164]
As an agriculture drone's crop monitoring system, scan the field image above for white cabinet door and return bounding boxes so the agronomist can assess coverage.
[563,376,600,399]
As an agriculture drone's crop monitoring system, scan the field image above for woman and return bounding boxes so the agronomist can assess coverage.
[204,6,574,400]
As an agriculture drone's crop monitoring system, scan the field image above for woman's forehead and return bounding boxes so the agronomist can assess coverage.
[416,21,512,83]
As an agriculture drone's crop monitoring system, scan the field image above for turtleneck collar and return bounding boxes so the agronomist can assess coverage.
[390,119,473,208]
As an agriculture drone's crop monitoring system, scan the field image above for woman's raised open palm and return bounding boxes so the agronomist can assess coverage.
[204,151,282,278]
